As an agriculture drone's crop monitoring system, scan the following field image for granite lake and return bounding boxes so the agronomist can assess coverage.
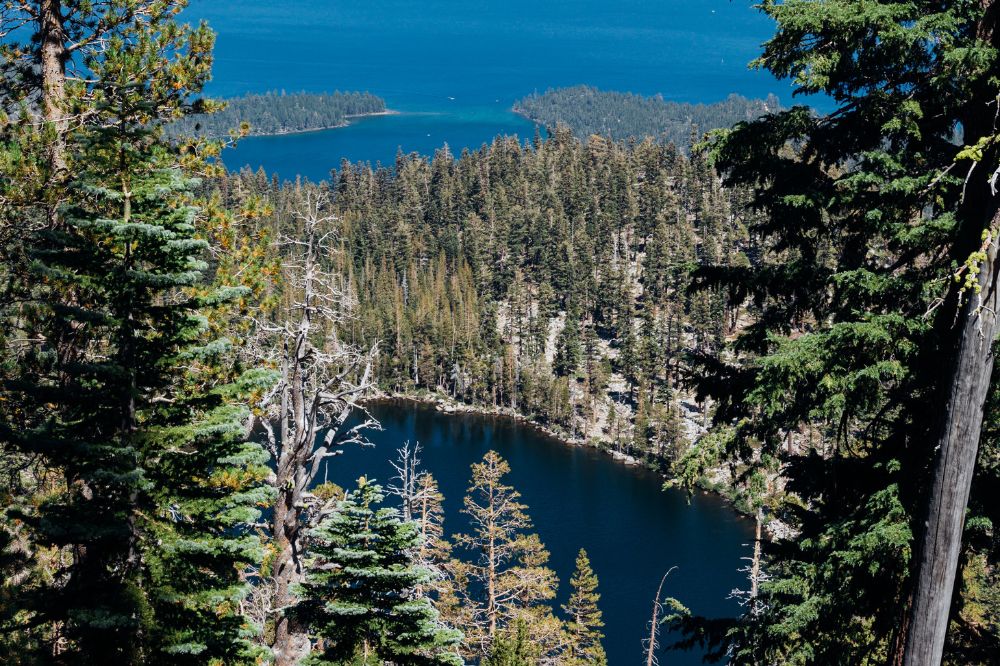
[326,400,755,665]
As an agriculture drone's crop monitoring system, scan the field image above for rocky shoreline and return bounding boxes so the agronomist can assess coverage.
[244,109,400,137]
[367,389,644,464]
[363,390,795,540]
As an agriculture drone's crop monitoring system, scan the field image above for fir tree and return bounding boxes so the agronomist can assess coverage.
[562,549,607,665]
[553,316,582,377]
[482,620,539,666]
[6,167,270,663]
[674,1,1000,663]
[295,477,462,666]
[1,3,271,662]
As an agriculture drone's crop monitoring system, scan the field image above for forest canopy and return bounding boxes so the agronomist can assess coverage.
[513,85,782,146]
[165,90,387,139]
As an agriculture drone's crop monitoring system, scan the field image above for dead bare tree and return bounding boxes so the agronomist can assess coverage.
[247,192,379,666]
[730,508,769,618]
[643,566,677,666]
[386,441,455,600]
[388,440,424,523]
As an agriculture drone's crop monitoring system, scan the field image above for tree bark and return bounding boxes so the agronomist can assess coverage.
[903,231,1000,665]
[901,7,1000,661]
[39,0,68,177]
[264,203,377,664]
[272,326,313,666]
[751,509,762,599]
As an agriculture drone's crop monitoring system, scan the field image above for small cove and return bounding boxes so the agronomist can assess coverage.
[323,399,755,665]
[224,106,537,182]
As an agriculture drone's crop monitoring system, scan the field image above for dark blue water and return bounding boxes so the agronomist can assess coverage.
[186,0,793,180]
[226,108,537,182]
[325,400,754,665]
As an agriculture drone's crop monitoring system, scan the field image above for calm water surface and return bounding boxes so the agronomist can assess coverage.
[185,0,794,179]
[325,400,754,666]
[190,4,763,657]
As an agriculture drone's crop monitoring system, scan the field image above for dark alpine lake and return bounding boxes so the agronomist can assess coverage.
[189,3,766,659]
[323,400,754,666]
[186,0,792,180]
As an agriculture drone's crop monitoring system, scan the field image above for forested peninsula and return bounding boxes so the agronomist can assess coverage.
[514,85,781,145]
[165,90,388,139]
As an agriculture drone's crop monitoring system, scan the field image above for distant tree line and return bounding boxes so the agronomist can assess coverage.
[215,127,747,470]
[165,90,386,139]
[5,1,1000,665]
[513,85,782,147]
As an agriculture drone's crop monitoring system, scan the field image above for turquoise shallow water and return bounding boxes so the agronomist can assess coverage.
[186,0,791,179]
[329,401,755,666]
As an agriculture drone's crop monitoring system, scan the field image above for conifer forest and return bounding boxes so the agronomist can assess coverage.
[1,1,999,665]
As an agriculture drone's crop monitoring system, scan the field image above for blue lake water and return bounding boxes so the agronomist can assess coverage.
[329,400,755,666]
[186,0,793,180]
[187,4,767,660]
[225,107,538,182]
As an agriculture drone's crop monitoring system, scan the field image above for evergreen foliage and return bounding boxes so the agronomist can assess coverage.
[514,86,782,147]
[482,620,539,666]
[6,1,998,662]
[212,130,745,467]
[562,549,607,665]
[668,0,1000,663]
[5,149,270,664]
[165,91,387,140]
[453,451,562,660]
[295,477,462,666]
[0,2,271,662]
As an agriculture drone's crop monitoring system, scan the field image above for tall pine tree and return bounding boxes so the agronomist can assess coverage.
[562,549,607,665]
[676,1,1000,663]
[1,2,271,662]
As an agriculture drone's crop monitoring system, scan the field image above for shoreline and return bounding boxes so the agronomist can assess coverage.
[242,109,400,138]
[366,389,644,465]
[363,390,793,539]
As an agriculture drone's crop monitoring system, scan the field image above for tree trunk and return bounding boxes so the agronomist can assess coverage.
[272,488,307,666]
[40,0,68,177]
[272,330,313,666]
[258,198,376,665]
[751,508,762,599]
[900,7,1000,657]
[486,485,498,639]
[903,232,1000,665]
[645,570,672,666]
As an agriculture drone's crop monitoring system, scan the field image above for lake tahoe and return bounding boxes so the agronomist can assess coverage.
[328,401,755,666]
[7,0,987,663]
[198,3,770,658]
[187,0,790,179]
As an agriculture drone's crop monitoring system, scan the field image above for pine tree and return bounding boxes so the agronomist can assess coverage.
[0,517,40,660]
[675,1,1000,663]
[482,620,539,666]
[0,3,272,662]
[295,478,462,666]
[6,167,270,663]
[562,549,607,665]
[553,316,582,377]
[453,451,559,659]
